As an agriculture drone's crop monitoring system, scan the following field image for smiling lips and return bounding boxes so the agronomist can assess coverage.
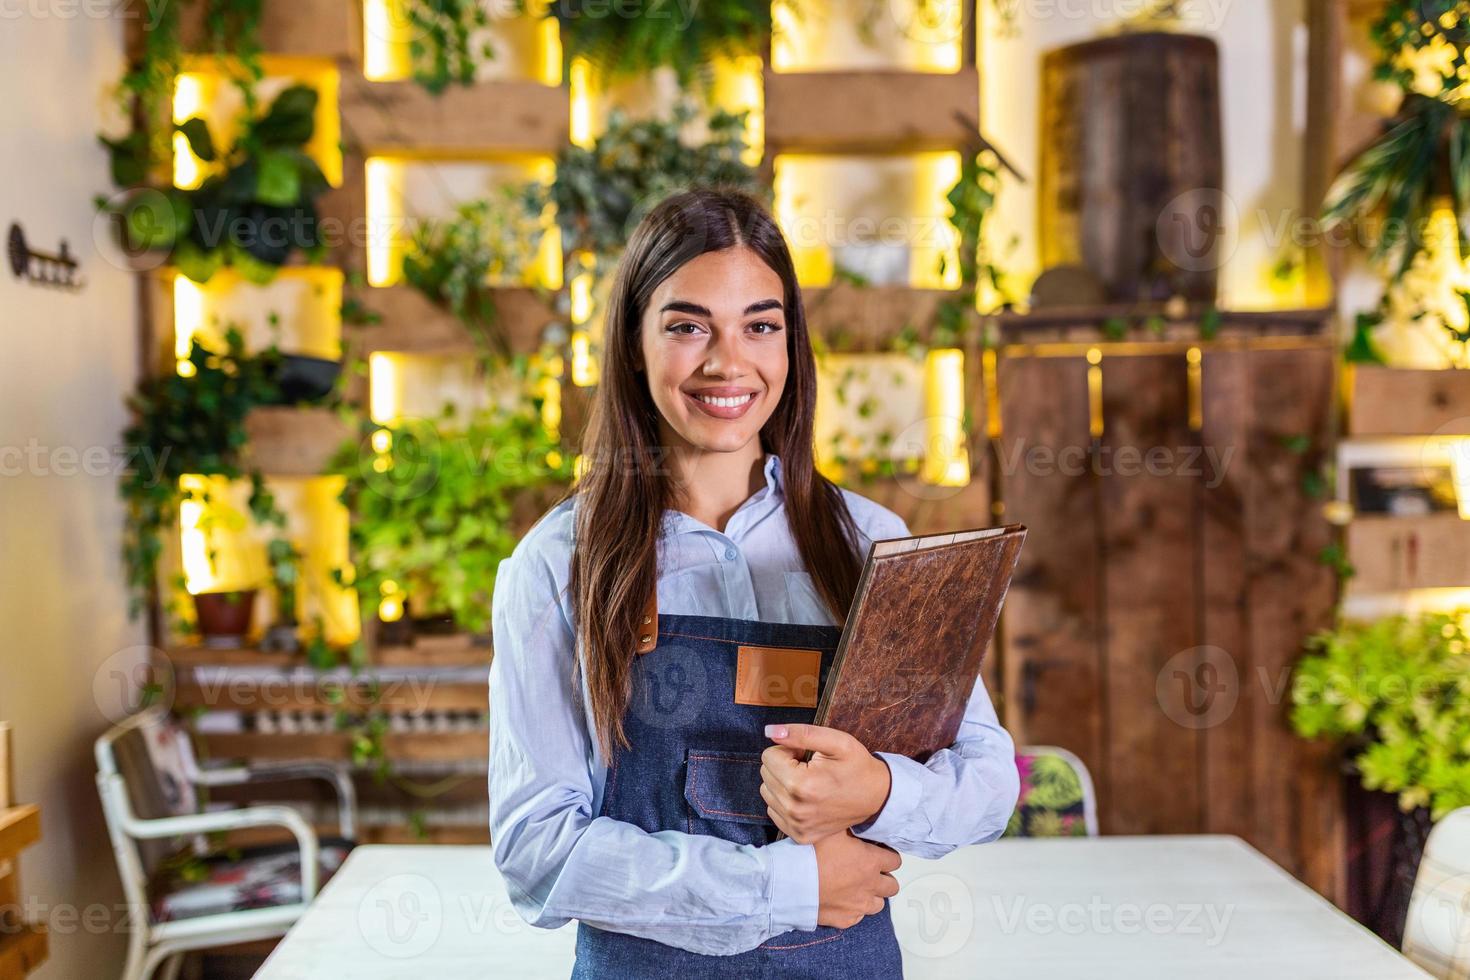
[684,387,760,420]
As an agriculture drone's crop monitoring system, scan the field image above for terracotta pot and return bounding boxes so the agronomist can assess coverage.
[193,589,257,648]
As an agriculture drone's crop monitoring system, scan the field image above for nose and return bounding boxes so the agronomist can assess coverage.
[700,326,748,379]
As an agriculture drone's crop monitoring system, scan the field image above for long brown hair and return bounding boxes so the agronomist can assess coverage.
[565,186,864,760]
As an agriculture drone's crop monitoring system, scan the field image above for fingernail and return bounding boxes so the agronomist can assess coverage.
[765,724,787,739]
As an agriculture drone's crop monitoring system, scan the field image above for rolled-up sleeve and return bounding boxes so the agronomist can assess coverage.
[488,544,821,955]
[845,506,1022,857]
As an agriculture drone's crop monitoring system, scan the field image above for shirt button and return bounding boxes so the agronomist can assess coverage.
[724,547,737,561]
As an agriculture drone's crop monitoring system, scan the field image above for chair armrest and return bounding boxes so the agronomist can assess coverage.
[195,762,357,840]
[119,804,322,900]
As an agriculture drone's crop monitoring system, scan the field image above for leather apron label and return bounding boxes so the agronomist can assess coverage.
[734,645,820,707]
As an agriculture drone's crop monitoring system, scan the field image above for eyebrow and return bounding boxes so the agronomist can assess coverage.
[658,298,784,317]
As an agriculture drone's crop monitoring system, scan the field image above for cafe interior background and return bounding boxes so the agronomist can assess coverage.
[4,0,1470,975]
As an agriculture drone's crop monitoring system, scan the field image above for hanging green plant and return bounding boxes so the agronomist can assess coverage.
[119,329,292,621]
[330,361,574,638]
[528,0,770,88]
[932,144,1014,349]
[102,84,332,285]
[1291,610,1470,820]
[409,0,499,94]
[401,184,550,359]
[1321,3,1469,293]
[100,0,267,190]
[533,99,765,298]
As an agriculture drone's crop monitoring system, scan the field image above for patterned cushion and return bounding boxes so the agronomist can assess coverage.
[1003,751,1091,838]
[150,838,353,923]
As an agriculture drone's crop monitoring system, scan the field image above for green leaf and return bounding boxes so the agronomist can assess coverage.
[252,85,318,147]
[255,150,301,206]
[174,238,222,284]
[177,116,217,163]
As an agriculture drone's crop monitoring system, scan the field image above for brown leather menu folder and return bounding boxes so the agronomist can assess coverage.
[810,524,1027,764]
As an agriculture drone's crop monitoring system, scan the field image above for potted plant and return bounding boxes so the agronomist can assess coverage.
[1290,609,1470,941]
[1321,1,1469,366]
[101,83,332,284]
[331,361,574,646]
[260,536,302,652]
[193,588,259,648]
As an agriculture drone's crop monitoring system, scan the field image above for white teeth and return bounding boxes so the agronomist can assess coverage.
[694,392,755,408]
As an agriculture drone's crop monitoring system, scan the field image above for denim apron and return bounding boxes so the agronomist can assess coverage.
[569,607,904,979]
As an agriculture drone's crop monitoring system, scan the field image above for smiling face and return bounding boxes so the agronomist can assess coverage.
[638,246,789,457]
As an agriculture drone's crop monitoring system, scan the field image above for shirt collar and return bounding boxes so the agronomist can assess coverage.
[660,452,784,537]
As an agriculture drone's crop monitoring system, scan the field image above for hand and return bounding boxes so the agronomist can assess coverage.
[760,723,892,843]
[814,830,901,929]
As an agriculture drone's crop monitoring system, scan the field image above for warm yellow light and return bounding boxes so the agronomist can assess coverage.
[921,349,970,486]
[363,0,413,81]
[365,157,402,287]
[539,11,562,86]
[570,330,597,387]
[378,594,405,623]
[712,55,764,165]
[572,452,589,484]
[173,73,209,189]
[570,269,594,326]
[371,428,393,454]
[912,151,962,290]
[174,275,205,370]
[369,352,400,424]
[1448,439,1470,520]
[569,57,594,148]
[179,475,215,595]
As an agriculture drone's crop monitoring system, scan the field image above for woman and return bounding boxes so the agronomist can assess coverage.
[489,187,1020,977]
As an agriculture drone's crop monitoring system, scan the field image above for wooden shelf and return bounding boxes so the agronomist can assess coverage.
[0,924,47,979]
[0,806,39,867]
[174,679,487,713]
[242,406,355,478]
[765,68,979,153]
[1348,366,1470,438]
[344,285,559,357]
[162,635,491,671]
[339,74,569,156]
[198,731,488,764]
[1345,513,1470,593]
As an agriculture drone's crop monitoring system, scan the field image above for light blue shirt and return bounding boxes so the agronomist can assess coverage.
[488,453,1020,956]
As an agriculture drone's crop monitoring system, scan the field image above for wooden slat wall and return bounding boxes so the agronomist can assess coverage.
[1100,354,1202,834]
[996,357,1105,787]
[993,336,1341,901]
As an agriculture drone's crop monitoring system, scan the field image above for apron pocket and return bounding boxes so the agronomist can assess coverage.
[683,748,775,845]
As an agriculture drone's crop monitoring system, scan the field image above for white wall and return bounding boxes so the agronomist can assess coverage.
[979,0,1312,311]
[0,8,142,977]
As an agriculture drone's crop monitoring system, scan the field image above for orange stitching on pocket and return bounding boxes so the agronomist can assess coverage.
[687,754,767,820]
[760,931,847,950]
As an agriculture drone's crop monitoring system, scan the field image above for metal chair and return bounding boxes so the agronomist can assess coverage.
[1403,806,1470,980]
[1002,745,1100,838]
[95,706,357,980]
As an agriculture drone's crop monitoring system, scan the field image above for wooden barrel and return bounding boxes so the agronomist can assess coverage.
[1039,32,1224,304]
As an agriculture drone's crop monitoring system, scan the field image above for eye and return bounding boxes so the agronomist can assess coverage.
[665,320,706,335]
[749,320,784,335]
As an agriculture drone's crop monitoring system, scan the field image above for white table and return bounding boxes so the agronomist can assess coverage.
[255,836,1430,979]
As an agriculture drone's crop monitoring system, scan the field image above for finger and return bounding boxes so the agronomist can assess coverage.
[875,846,902,873]
[763,723,855,758]
[760,762,797,802]
[876,872,900,898]
[759,779,787,821]
[761,744,802,771]
[866,895,885,915]
[764,793,797,838]
[760,757,798,794]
